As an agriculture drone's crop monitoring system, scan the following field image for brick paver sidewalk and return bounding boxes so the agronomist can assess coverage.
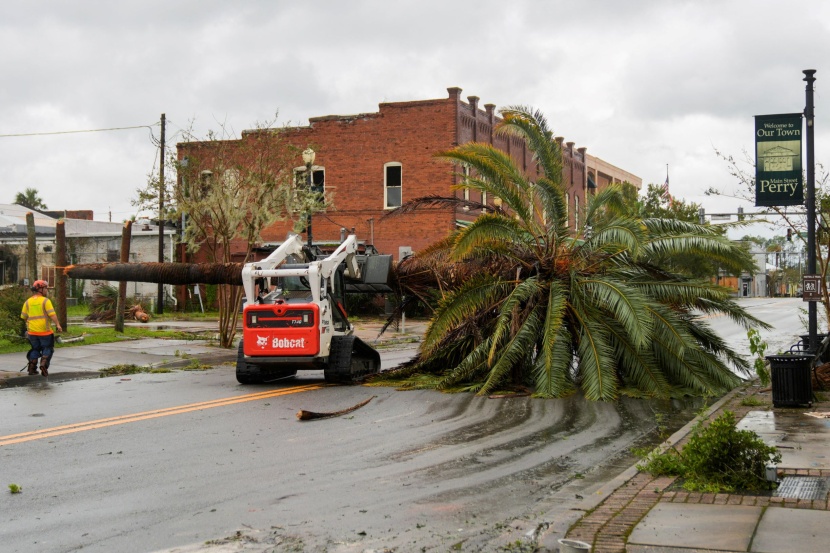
[564,383,830,553]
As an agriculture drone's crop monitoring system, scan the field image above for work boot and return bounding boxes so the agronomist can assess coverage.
[27,359,38,376]
[39,358,49,377]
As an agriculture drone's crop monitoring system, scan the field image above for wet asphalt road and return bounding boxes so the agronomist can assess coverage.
[0,298,806,552]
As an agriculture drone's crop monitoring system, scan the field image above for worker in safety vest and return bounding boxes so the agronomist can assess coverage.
[20,280,63,376]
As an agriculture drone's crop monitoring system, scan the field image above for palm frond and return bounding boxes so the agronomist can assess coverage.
[488,277,543,365]
[421,274,509,356]
[604,319,671,397]
[577,276,651,349]
[574,316,618,401]
[479,306,545,395]
[435,336,494,389]
[533,281,572,397]
[452,213,534,262]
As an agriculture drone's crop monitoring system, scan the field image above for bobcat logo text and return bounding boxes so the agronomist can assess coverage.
[256,335,306,349]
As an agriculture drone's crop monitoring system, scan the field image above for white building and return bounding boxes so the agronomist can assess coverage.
[0,204,175,304]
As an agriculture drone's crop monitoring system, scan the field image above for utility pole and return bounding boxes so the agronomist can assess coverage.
[804,70,817,351]
[157,113,166,315]
[26,212,37,285]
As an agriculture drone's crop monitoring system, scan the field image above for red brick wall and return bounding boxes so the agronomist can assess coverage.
[235,92,462,260]
[178,88,590,262]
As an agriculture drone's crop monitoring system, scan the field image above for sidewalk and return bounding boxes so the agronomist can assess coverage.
[559,383,830,553]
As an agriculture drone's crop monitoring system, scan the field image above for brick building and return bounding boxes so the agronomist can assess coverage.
[177,87,640,261]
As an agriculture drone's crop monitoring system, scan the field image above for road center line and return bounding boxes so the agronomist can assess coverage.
[0,383,325,447]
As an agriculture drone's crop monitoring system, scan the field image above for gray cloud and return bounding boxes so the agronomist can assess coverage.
[1,0,828,232]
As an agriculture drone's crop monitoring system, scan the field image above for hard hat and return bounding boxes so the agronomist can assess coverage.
[32,279,49,291]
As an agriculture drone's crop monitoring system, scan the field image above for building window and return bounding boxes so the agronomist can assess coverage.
[574,194,580,230]
[294,166,326,194]
[384,162,402,209]
[198,170,213,196]
[462,165,470,202]
[565,193,570,227]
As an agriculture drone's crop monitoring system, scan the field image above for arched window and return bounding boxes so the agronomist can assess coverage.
[384,162,402,209]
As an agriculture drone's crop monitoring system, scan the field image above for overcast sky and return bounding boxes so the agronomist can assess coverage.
[2,0,828,239]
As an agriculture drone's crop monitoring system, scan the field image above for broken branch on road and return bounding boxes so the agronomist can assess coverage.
[296,396,376,421]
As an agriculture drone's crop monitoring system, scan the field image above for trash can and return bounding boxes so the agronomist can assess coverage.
[766,353,813,407]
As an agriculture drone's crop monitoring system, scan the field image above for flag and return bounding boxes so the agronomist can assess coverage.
[661,172,674,207]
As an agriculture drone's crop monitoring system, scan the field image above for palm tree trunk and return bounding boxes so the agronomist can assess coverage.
[65,262,243,285]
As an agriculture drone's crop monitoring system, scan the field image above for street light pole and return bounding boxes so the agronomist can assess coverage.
[302,148,316,250]
[804,69,817,351]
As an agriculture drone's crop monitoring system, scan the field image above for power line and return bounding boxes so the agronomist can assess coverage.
[0,123,158,138]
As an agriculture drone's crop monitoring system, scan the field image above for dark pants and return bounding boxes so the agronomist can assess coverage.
[27,334,55,362]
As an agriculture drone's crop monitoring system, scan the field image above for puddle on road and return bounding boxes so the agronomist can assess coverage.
[1,372,100,389]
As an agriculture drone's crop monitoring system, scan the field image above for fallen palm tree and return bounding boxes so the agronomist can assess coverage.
[370,106,768,401]
[65,262,243,286]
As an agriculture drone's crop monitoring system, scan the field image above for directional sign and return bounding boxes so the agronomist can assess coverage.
[803,274,822,302]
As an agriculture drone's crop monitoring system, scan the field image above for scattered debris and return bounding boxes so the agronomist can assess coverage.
[128,305,150,323]
[488,386,532,399]
[296,396,376,421]
[814,362,830,390]
[805,412,830,419]
[488,392,531,399]
[56,333,87,344]
[8,483,21,494]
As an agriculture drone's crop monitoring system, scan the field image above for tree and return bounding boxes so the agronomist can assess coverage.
[709,150,830,323]
[171,120,302,348]
[382,106,767,400]
[739,234,804,296]
[14,187,47,210]
[622,182,757,280]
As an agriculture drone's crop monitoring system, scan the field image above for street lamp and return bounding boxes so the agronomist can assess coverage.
[302,148,316,249]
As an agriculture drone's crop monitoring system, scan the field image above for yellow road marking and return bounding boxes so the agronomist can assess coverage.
[0,383,325,447]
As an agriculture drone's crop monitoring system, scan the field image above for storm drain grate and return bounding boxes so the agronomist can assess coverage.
[773,476,829,500]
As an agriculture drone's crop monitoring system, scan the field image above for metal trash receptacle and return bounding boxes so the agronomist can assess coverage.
[766,353,813,407]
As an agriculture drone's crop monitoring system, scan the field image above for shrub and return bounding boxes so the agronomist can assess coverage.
[682,411,780,491]
[637,410,781,492]
[0,286,28,340]
[748,328,770,386]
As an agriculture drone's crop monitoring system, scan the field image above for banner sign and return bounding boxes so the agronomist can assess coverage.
[754,113,803,206]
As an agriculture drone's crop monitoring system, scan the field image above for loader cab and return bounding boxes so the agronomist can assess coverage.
[275,272,313,301]
[268,264,349,333]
